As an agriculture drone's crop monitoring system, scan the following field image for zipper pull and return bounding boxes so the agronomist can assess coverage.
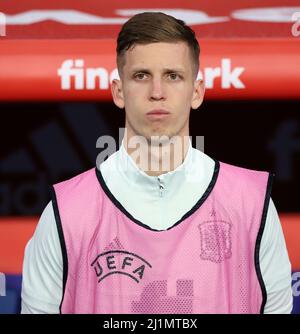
[158,177,164,197]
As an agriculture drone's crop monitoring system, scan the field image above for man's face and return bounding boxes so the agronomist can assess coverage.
[112,42,204,143]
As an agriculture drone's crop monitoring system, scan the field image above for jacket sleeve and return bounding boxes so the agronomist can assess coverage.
[260,198,293,314]
[21,201,63,314]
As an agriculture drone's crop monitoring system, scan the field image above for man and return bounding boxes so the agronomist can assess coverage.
[21,12,292,314]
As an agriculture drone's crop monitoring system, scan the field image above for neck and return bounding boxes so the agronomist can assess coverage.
[123,133,190,177]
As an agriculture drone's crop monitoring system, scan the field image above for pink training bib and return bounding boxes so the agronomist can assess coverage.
[51,160,273,314]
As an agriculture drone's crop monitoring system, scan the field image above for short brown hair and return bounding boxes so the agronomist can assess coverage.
[116,12,200,78]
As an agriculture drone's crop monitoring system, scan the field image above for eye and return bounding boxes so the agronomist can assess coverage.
[134,73,148,80]
[168,73,181,80]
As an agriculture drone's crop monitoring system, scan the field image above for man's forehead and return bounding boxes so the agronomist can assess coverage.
[124,42,191,71]
[126,41,189,56]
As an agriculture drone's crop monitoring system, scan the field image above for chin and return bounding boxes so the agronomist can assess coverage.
[146,134,175,146]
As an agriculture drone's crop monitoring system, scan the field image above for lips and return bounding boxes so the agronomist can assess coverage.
[146,109,170,115]
[146,110,170,120]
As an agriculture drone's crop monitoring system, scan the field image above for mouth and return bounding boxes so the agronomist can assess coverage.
[146,109,170,119]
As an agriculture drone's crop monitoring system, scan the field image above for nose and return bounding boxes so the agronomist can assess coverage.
[149,77,166,101]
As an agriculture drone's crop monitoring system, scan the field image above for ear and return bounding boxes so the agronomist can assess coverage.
[111,79,125,109]
[191,79,205,110]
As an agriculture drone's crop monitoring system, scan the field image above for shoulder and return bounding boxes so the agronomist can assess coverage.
[54,167,96,190]
[218,160,273,193]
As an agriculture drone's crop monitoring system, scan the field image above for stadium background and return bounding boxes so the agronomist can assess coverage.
[0,1,300,314]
